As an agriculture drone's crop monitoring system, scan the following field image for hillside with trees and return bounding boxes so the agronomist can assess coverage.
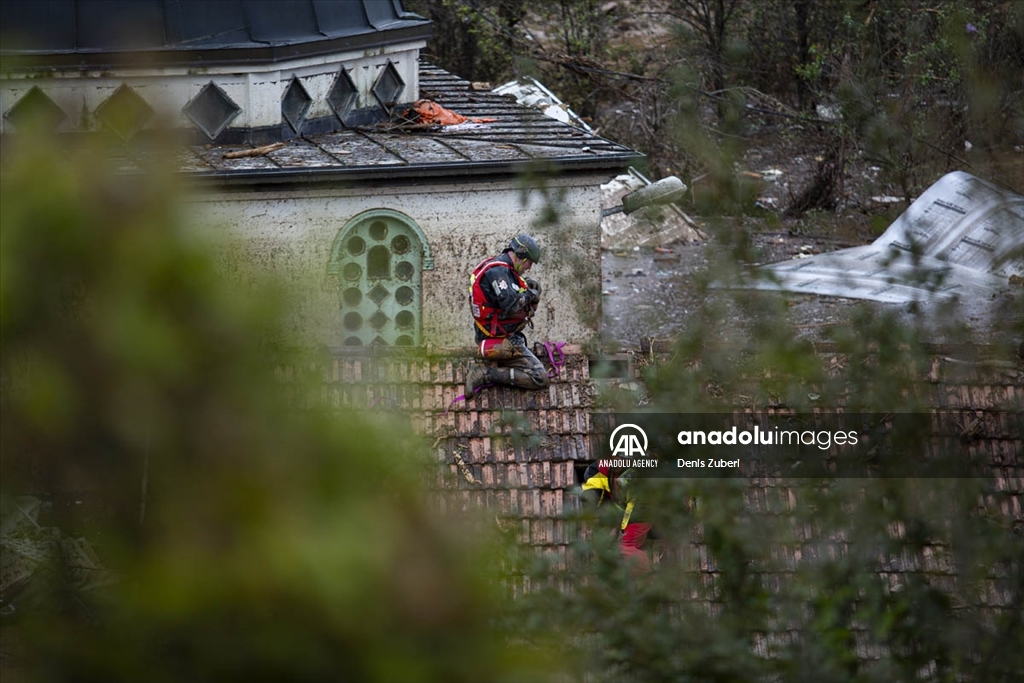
[411,0,1023,215]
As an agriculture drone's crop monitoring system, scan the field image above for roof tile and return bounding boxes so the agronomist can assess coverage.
[266,350,1023,626]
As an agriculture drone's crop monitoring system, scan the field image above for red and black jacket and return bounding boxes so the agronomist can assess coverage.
[469,253,534,338]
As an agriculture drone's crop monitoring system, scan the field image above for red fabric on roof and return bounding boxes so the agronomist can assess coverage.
[404,99,497,125]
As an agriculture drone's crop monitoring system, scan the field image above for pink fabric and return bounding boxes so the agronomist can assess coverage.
[620,522,652,575]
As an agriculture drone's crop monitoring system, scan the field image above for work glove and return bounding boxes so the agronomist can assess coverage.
[524,288,540,307]
[524,277,542,295]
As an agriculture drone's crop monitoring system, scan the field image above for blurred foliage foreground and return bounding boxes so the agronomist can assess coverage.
[2,131,1022,683]
[0,133,556,682]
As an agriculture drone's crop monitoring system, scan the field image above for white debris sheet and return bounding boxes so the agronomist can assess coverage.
[492,76,593,132]
[744,171,1023,303]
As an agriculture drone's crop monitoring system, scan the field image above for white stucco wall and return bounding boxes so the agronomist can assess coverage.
[186,177,607,349]
[0,44,423,136]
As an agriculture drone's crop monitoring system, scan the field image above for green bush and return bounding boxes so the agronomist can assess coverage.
[0,131,554,682]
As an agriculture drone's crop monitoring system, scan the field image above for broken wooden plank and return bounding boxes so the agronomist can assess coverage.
[223,142,288,159]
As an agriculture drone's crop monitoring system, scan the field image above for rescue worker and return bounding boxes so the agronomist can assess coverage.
[580,461,653,575]
[465,233,549,397]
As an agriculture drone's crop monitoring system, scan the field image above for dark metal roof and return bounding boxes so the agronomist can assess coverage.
[180,62,644,185]
[0,0,432,68]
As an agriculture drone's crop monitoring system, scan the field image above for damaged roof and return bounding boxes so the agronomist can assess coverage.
[180,61,643,184]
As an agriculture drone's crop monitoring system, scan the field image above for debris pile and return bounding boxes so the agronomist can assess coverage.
[601,172,707,250]
[0,495,119,618]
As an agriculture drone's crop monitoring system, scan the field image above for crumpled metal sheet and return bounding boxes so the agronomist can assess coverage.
[747,172,1024,303]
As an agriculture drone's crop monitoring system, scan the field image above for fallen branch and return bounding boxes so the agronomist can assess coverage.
[793,321,843,329]
[223,142,287,159]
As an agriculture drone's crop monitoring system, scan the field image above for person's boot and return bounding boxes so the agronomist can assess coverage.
[464,363,490,398]
[484,367,545,389]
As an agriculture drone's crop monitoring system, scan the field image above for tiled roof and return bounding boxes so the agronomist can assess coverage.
[285,348,1024,585]
[180,61,643,182]
[279,346,596,561]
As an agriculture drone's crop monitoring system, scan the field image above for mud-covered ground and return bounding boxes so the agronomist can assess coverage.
[599,232,1022,356]
[600,232,870,350]
[598,131,1023,355]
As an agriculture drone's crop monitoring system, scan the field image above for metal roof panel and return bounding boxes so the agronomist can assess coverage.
[313,131,406,166]
[745,172,1023,304]
[268,140,345,168]
[0,0,432,66]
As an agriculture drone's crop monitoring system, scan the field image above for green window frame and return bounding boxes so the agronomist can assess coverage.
[327,209,433,347]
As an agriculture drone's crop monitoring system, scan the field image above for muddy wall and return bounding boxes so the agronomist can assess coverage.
[186,177,606,349]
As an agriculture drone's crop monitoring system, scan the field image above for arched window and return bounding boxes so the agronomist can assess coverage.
[327,210,432,347]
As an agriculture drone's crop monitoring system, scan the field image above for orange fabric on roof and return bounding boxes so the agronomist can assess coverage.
[406,99,497,125]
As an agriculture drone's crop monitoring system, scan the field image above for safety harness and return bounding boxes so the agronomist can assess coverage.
[469,257,532,337]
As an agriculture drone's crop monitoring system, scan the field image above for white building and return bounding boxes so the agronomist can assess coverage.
[1,0,642,349]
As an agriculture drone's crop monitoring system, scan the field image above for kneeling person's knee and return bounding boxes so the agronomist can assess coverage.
[480,337,521,360]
